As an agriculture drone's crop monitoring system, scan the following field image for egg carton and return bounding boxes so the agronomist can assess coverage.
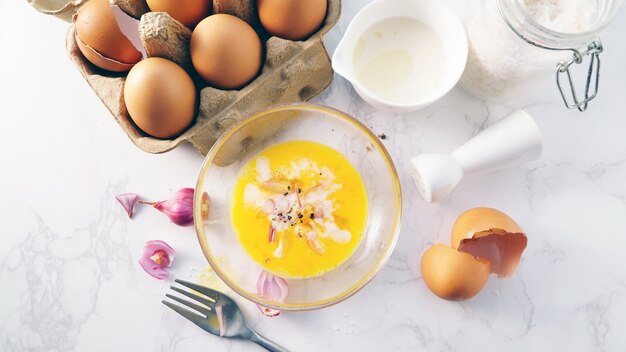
[28,0,340,154]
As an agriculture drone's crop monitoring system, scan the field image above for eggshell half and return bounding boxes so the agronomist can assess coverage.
[451,207,523,249]
[421,244,491,301]
[459,232,527,278]
[74,0,142,70]
[75,33,135,72]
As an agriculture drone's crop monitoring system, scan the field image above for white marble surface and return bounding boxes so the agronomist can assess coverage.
[2,0,626,351]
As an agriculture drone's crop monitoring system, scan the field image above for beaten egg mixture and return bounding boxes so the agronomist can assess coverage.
[231,141,368,278]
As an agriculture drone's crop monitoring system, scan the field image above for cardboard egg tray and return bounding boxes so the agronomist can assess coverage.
[29,0,340,154]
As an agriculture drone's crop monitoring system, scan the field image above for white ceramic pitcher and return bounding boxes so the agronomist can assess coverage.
[332,0,467,112]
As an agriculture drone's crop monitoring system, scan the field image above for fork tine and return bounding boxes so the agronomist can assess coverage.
[165,293,211,317]
[170,286,217,308]
[175,279,221,301]
[162,300,215,333]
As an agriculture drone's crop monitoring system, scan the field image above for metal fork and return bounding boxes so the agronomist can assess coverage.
[162,279,289,352]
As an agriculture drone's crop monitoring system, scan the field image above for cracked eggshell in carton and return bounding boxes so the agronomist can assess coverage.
[28,0,340,155]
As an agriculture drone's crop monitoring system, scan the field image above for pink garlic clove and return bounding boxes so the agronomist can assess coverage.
[256,270,288,317]
[256,271,289,302]
[150,188,195,227]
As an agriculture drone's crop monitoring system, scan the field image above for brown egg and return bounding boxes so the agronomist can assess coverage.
[257,0,327,40]
[74,0,142,72]
[190,14,263,89]
[421,244,491,301]
[146,0,212,28]
[451,207,523,249]
[124,58,197,139]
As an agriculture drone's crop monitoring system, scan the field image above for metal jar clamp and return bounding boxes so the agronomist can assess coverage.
[498,2,604,112]
[555,41,602,112]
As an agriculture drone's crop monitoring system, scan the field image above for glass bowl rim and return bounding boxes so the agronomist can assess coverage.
[193,103,403,311]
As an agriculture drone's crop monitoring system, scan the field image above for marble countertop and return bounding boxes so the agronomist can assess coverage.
[2,0,626,351]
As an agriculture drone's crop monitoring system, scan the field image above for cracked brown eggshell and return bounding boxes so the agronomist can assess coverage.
[451,207,527,277]
[74,0,142,72]
[451,207,523,249]
[421,244,491,301]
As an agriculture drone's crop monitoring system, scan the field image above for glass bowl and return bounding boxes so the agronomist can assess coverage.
[193,104,402,311]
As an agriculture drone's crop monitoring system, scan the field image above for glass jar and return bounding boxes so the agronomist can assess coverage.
[460,0,624,111]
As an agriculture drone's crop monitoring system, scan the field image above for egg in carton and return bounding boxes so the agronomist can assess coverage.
[28,0,341,155]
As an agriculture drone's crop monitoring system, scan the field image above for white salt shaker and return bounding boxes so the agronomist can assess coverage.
[410,110,542,203]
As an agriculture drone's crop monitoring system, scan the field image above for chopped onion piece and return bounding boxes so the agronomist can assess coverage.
[262,199,275,214]
[215,305,225,337]
[275,196,290,213]
[293,181,303,209]
[139,240,175,280]
[115,192,140,218]
[256,271,288,317]
[260,181,289,194]
[269,225,276,242]
[201,192,210,221]
[314,206,325,219]
[306,231,326,254]
[257,305,281,317]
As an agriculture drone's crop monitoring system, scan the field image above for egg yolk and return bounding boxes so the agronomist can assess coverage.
[231,140,368,278]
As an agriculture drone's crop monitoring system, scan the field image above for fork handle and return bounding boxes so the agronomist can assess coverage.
[250,331,289,352]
